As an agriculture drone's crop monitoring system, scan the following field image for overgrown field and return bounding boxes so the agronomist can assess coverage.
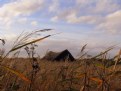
[1,58,121,91]
[0,29,121,91]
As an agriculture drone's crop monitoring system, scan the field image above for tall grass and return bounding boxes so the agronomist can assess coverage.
[0,30,121,91]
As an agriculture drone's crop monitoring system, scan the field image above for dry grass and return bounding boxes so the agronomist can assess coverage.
[0,29,121,91]
[0,58,121,91]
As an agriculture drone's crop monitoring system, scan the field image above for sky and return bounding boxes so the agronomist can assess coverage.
[0,0,121,57]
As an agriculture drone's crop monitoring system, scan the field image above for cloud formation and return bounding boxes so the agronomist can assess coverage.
[0,0,44,25]
[0,0,121,57]
[97,10,121,33]
[0,0,120,34]
[50,0,121,33]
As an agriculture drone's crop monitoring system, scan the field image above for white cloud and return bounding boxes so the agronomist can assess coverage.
[17,17,27,24]
[31,21,38,26]
[76,0,95,5]
[66,13,101,24]
[50,9,77,23]
[0,31,17,41]
[51,11,103,24]
[76,0,120,14]
[97,10,121,33]
[51,16,58,22]
[0,0,44,25]
[93,0,120,14]
[49,0,121,34]
[49,0,59,12]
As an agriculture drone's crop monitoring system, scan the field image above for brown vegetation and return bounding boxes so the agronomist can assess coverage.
[0,30,121,91]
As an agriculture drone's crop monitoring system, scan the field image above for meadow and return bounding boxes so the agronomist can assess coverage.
[0,29,121,91]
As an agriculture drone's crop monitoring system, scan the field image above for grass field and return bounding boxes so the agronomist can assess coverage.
[1,57,121,91]
[0,30,121,91]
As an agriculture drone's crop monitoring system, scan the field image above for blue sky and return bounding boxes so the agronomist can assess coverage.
[0,0,121,57]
